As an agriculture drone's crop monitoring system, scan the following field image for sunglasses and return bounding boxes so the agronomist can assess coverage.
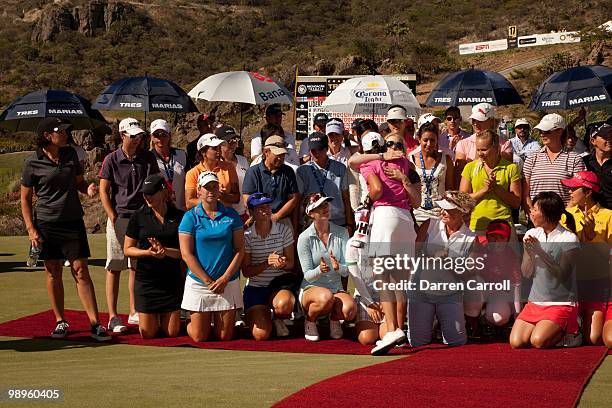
[126,132,145,139]
[387,119,403,124]
[152,131,170,138]
[385,140,405,150]
[446,116,460,121]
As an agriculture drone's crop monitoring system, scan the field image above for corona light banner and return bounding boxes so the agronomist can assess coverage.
[294,75,416,140]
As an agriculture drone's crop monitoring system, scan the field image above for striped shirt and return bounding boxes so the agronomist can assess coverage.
[522,147,586,205]
[244,221,294,287]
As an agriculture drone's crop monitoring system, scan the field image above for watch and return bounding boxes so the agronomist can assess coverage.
[378,152,384,160]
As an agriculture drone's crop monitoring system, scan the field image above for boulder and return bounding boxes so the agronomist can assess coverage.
[334,55,375,75]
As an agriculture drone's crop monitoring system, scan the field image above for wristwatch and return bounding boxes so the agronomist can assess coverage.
[378,152,384,160]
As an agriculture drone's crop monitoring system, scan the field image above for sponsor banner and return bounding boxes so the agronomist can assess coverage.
[459,39,508,55]
[295,75,416,140]
[518,31,580,48]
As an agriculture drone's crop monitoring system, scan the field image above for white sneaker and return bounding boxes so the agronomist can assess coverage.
[63,260,70,267]
[304,320,319,342]
[108,316,127,333]
[371,328,407,356]
[329,319,343,339]
[274,319,290,337]
[235,309,246,328]
[127,313,139,325]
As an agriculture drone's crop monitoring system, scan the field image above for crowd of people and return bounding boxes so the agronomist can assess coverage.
[20,101,612,355]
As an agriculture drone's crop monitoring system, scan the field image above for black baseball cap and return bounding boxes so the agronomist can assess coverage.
[308,131,329,151]
[265,104,284,116]
[214,124,239,141]
[314,113,329,126]
[141,173,167,195]
[37,117,72,138]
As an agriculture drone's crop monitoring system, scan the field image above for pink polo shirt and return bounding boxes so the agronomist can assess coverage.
[360,158,410,210]
[456,134,512,161]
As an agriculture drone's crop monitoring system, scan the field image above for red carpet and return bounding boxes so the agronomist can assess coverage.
[0,309,414,355]
[274,343,608,408]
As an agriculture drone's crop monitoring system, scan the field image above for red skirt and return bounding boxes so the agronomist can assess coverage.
[517,302,580,334]
[606,302,612,322]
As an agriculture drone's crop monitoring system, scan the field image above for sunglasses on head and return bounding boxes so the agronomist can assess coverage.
[385,140,404,150]
[309,193,323,203]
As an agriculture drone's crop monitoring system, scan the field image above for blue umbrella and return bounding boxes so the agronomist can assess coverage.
[425,68,522,106]
[528,65,612,111]
[93,76,199,113]
[0,89,107,132]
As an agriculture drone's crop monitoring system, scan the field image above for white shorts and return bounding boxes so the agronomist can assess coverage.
[181,277,243,312]
[368,206,416,258]
[105,217,135,271]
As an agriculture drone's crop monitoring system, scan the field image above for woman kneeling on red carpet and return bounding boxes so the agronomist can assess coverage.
[510,192,581,349]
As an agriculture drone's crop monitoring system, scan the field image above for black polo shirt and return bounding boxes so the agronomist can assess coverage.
[242,162,298,213]
[186,138,200,171]
[21,146,84,222]
[99,148,159,216]
[584,154,612,209]
[125,205,184,281]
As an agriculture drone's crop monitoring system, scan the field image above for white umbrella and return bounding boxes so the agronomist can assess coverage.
[322,75,420,115]
[188,71,293,105]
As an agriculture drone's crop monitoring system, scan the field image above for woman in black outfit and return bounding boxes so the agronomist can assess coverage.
[20,117,110,341]
[124,173,184,338]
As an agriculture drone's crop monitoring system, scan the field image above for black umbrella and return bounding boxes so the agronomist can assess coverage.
[92,76,199,114]
[0,89,108,132]
[528,65,612,111]
[425,68,523,106]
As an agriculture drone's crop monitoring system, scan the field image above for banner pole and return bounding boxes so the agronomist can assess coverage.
[292,65,299,135]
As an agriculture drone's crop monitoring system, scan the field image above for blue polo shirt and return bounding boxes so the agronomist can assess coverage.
[296,159,348,226]
[242,162,299,213]
[178,203,243,283]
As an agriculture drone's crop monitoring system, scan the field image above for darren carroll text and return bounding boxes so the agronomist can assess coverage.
[373,279,512,291]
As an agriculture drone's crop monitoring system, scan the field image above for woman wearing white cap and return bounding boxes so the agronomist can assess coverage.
[410,191,477,347]
[522,113,586,215]
[179,171,245,342]
[150,119,187,211]
[298,192,356,342]
[184,133,240,210]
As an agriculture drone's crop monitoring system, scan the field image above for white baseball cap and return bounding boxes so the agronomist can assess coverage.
[417,113,440,129]
[305,194,334,215]
[534,113,566,132]
[150,119,170,134]
[361,132,385,152]
[515,118,530,127]
[119,117,146,136]
[326,119,344,135]
[387,106,407,120]
[468,103,495,122]
[197,171,219,188]
[196,133,225,151]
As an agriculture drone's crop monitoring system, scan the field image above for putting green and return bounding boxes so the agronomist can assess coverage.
[0,235,609,407]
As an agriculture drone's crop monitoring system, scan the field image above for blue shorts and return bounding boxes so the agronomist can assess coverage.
[243,285,275,311]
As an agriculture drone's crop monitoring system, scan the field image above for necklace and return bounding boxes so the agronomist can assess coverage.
[420,152,440,210]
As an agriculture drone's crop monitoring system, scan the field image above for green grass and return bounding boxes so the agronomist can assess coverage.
[0,151,32,195]
[0,235,609,407]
